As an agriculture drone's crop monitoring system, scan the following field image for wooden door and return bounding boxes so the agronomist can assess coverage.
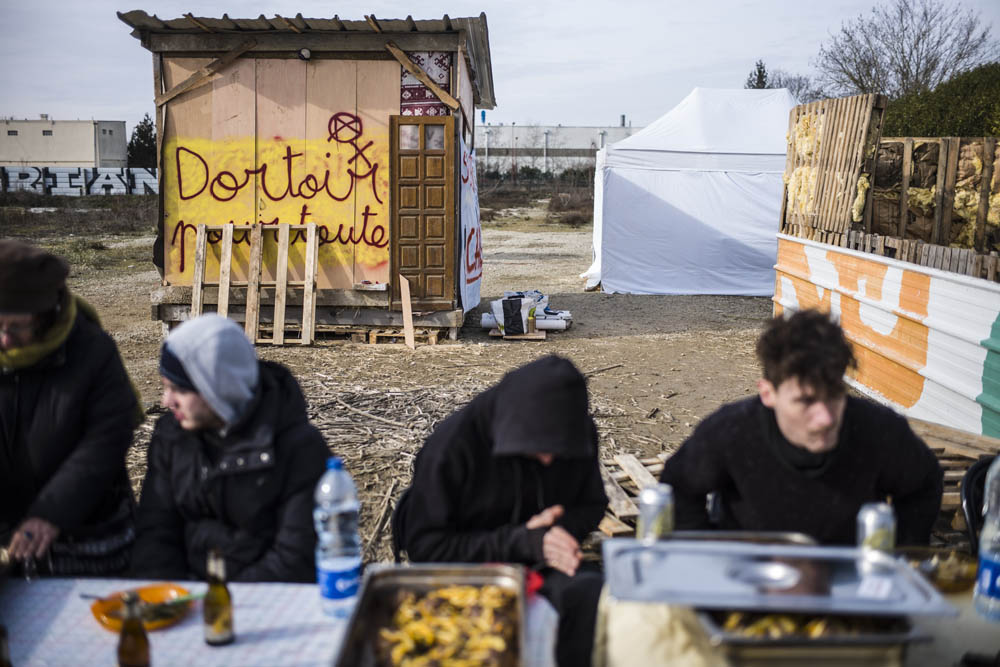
[390,116,455,311]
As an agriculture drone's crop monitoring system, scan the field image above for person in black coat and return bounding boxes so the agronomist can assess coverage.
[394,355,608,666]
[0,240,140,575]
[131,314,329,582]
[660,309,943,546]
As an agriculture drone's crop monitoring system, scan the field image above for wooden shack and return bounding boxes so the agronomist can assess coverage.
[118,10,494,340]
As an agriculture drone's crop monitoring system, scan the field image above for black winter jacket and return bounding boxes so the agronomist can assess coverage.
[0,312,136,541]
[396,356,608,565]
[131,361,329,582]
[660,396,943,545]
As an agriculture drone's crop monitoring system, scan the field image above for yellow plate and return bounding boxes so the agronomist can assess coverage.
[90,583,192,632]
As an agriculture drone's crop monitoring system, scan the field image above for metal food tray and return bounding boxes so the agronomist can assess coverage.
[603,539,958,618]
[697,611,926,667]
[333,563,525,667]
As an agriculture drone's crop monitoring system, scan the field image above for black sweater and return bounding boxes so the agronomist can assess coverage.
[396,356,608,565]
[659,396,943,545]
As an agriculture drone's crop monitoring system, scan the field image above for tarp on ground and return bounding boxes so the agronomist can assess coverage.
[581,87,797,295]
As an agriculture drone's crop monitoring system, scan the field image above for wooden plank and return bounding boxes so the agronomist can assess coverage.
[255,58,306,286]
[614,454,660,491]
[919,243,931,267]
[161,56,214,285]
[245,223,263,340]
[305,59,357,290]
[973,254,984,280]
[816,97,847,231]
[932,139,949,245]
[400,275,416,350]
[599,514,634,538]
[910,417,1000,457]
[191,224,208,317]
[939,137,961,246]
[272,224,290,345]
[989,254,999,282]
[942,491,960,509]
[217,223,234,317]
[599,462,639,519]
[899,137,913,237]
[155,39,256,107]
[210,57,256,285]
[147,31,459,55]
[353,59,399,286]
[384,41,460,111]
[300,223,318,345]
[975,137,996,251]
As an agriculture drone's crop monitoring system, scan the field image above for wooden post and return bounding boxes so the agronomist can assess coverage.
[400,274,415,350]
[932,139,950,245]
[191,224,208,317]
[217,223,234,317]
[300,223,318,346]
[245,223,263,340]
[975,138,996,251]
[272,225,290,346]
[899,137,913,238]
[938,137,961,246]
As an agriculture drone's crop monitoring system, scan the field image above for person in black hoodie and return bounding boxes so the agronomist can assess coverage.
[394,355,608,666]
[660,309,943,546]
[131,314,329,582]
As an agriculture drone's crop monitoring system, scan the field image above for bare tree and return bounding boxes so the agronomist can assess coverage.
[814,0,998,99]
[770,70,825,103]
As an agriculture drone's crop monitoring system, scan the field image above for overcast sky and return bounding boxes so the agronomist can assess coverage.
[1,0,998,136]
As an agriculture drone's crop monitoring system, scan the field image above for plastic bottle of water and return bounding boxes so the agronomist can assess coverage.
[974,455,1000,621]
[314,456,362,618]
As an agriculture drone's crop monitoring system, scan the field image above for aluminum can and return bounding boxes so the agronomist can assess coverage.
[637,483,674,543]
[856,502,896,552]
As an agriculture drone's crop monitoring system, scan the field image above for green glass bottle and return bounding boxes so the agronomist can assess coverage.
[204,549,235,646]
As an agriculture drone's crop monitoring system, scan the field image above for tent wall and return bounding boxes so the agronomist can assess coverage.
[600,168,783,295]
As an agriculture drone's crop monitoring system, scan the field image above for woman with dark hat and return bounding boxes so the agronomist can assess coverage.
[0,240,142,575]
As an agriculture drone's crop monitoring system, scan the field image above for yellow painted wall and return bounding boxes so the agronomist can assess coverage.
[161,57,400,289]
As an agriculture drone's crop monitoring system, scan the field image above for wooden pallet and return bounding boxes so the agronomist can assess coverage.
[781,93,888,238]
[191,222,319,345]
[487,327,546,341]
[368,328,440,346]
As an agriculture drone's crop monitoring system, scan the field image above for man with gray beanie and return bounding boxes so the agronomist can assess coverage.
[131,314,330,582]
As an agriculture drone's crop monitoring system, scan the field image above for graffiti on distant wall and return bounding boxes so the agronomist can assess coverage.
[163,111,390,287]
[0,167,158,195]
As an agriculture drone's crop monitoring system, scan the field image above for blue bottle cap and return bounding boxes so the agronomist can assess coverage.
[327,456,343,470]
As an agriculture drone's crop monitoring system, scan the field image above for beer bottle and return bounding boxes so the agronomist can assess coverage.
[0,624,12,667]
[203,549,235,646]
[117,591,150,667]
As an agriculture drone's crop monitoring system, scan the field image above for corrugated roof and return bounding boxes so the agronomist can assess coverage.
[117,10,495,109]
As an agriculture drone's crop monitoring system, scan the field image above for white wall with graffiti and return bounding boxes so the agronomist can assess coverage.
[460,138,482,312]
[1,166,158,195]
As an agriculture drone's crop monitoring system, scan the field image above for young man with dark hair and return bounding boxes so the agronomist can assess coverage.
[659,309,943,545]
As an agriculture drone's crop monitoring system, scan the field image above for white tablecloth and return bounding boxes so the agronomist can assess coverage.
[0,578,557,666]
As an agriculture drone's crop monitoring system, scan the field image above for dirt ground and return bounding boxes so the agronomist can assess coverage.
[2,195,774,562]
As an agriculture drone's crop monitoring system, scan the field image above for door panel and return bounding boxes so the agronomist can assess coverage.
[390,115,455,310]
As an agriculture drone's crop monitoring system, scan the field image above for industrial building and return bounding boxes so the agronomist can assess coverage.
[0,116,127,168]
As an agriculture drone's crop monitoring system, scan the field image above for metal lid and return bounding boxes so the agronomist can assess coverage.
[602,539,959,618]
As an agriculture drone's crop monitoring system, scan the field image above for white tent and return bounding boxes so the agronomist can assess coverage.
[581,87,797,295]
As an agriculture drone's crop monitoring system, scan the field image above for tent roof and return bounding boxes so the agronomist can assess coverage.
[612,87,797,155]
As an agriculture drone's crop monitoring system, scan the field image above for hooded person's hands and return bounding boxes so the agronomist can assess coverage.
[527,504,582,576]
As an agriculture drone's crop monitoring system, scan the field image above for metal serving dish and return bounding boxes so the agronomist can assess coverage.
[603,539,958,617]
[333,563,525,667]
[669,530,818,546]
[696,611,927,667]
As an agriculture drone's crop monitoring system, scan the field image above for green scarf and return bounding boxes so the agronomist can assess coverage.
[0,294,146,426]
